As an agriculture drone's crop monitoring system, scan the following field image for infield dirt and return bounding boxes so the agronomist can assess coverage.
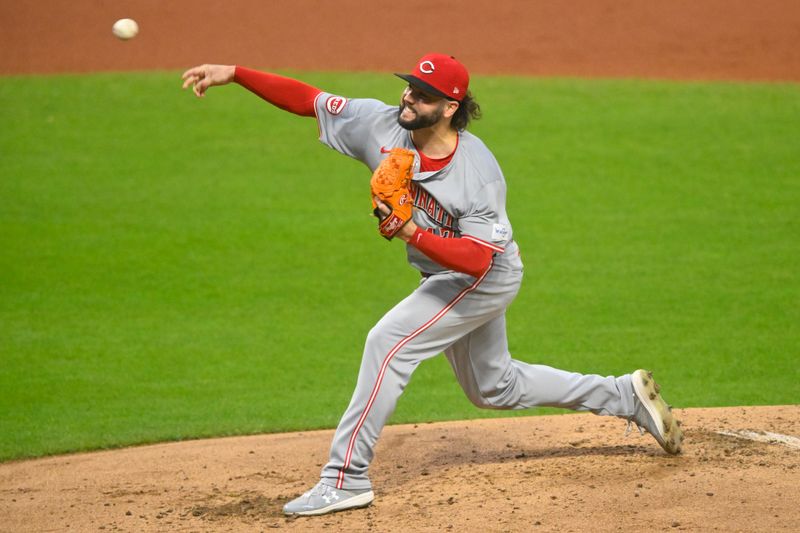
[1,407,798,532]
[1,1,798,532]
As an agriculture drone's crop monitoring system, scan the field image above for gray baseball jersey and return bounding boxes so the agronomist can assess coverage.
[316,93,516,275]
[313,92,635,491]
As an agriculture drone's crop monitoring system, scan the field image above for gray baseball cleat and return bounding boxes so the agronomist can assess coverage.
[282,481,374,516]
[627,369,684,454]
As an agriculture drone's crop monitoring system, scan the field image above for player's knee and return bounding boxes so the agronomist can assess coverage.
[466,393,513,410]
[466,394,497,409]
[364,324,385,351]
[363,324,397,362]
[474,377,522,409]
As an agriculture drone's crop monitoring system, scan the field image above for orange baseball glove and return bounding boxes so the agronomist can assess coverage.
[370,147,415,240]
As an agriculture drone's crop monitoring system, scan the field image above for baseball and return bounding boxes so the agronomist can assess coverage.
[112,18,139,40]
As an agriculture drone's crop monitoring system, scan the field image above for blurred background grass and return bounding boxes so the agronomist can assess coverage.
[1,71,798,461]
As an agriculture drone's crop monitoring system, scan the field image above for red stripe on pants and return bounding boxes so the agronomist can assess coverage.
[336,266,492,489]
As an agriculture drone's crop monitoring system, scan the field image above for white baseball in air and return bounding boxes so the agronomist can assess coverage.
[112,18,139,40]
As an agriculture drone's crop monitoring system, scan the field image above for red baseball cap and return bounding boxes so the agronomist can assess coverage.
[395,53,470,102]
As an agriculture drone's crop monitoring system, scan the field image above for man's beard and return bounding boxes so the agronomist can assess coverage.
[397,102,444,130]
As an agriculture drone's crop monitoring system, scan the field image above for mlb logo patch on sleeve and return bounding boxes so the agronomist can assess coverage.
[492,223,509,241]
[325,96,348,115]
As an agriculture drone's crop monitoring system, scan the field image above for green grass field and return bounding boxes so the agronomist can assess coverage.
[1,71,798,462]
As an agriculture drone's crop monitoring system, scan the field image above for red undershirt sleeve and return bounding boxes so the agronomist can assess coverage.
[233,66,322,117]
[409,227,494,278]
[232,68,492,277]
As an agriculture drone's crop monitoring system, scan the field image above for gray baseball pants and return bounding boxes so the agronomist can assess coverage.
[320,257,635,490]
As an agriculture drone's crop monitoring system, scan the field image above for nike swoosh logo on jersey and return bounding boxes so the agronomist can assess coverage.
[380,146,391,154]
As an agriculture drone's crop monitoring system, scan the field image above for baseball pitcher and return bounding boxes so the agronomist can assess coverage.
[181,53,683,516]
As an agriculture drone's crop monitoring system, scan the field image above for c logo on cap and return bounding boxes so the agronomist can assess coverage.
[419,60,435,74]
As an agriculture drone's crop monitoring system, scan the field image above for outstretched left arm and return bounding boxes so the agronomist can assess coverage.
[182,64,322,117]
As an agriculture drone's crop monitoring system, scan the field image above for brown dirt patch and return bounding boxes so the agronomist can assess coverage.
[1,0,799,80]
[1,406,798,532]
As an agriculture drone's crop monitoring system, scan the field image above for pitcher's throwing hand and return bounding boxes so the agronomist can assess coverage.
[181,64,235,97]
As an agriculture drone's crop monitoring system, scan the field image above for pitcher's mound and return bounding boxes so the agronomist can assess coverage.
[1,405,798,532]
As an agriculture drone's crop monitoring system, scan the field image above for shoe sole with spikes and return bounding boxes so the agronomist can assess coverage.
[631,369,684,454]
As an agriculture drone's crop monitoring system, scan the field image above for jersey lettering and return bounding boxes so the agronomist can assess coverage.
[426,197,436,217]
[411,182,456,233]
